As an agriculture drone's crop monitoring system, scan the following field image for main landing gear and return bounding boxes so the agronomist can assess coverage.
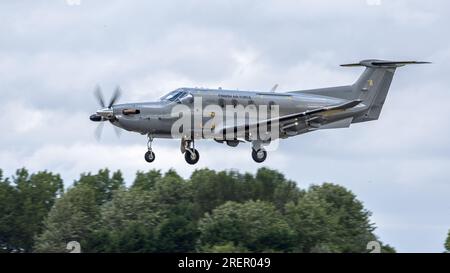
[181,138,200,165]
[252,148,267,163]
[251,141,267,163]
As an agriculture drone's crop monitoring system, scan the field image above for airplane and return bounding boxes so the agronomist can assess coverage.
[89,59,429,165]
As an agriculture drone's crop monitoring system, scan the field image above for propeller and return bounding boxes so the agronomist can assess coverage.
[90,85,122,140]
[108,86,121,108]
[94,85,121,109]
[94,85,106,108]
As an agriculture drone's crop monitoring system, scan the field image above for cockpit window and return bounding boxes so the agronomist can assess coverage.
[160,89,187,102]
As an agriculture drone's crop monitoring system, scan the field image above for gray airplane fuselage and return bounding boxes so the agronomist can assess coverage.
[110,87,365,139]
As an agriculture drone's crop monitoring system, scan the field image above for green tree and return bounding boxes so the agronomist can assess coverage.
[189,168,302,218]
[34,184,100,252]
[286,183,383,253]
[93,170,198,253]
[15,169,64,251]
[131,170,162,191]
[381,244,396,253]
[0,169,63,252]
[285,191,335,252]
[93,188,161,252]
[198,200,295,252]
[253,168,302,210]
[308,183,376,252]
[151,170,198,252]
[201,242,249,253]
[189,169,243,217]
[74,169,124,205]
[0,170,20,252]
[29,167,395,253]
[152,169,191,207]
[155,212,198,252]
[445,230,450,253]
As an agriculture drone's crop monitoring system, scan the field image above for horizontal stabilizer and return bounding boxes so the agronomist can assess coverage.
[341,59,431,68]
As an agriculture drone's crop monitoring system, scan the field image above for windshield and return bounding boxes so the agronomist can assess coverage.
[160,90,188,102]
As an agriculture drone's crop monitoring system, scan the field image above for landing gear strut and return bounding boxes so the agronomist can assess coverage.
[144,134,155,163]
[182,138,200,165]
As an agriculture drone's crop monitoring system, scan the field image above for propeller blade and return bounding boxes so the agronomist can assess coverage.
[108,86,122,108]
[92,85,123,141]
[94,85,105,108]
[95,122,105,141]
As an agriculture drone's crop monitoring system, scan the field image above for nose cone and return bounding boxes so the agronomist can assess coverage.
[90,114,102,122]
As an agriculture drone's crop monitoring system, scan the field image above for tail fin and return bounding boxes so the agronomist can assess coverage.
[341,59,430,123]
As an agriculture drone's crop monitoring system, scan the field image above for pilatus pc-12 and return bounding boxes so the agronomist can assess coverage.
[90,59,429,164]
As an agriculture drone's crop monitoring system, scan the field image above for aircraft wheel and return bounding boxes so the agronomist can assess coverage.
[185,149,200,165]
[252,149,267,163]
[144,151,155,163]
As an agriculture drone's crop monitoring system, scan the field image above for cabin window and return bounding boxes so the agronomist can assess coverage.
[160,90,187,102]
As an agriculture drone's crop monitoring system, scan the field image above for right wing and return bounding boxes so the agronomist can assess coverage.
[218,99,363,135]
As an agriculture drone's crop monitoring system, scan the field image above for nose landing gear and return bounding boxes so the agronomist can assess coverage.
[144,135,155,163]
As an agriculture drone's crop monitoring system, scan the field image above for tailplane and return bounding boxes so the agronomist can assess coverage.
[342,59,430,122]
[291,59,430,122]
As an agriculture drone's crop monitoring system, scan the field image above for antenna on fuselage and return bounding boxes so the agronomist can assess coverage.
[270,84,279,92]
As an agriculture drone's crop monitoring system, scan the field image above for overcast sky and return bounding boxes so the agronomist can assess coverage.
[1,0,449,252]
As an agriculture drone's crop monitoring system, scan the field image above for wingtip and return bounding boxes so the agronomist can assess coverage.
[415,61,432,64]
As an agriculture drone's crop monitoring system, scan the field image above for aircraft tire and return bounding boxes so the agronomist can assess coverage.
[185,149,200,165]
[252,149,267,163]
[144,151,155,163]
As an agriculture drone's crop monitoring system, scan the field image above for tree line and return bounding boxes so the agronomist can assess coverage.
[0,167,442,253]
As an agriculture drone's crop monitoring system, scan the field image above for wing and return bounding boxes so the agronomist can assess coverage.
[218,99,363,136]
